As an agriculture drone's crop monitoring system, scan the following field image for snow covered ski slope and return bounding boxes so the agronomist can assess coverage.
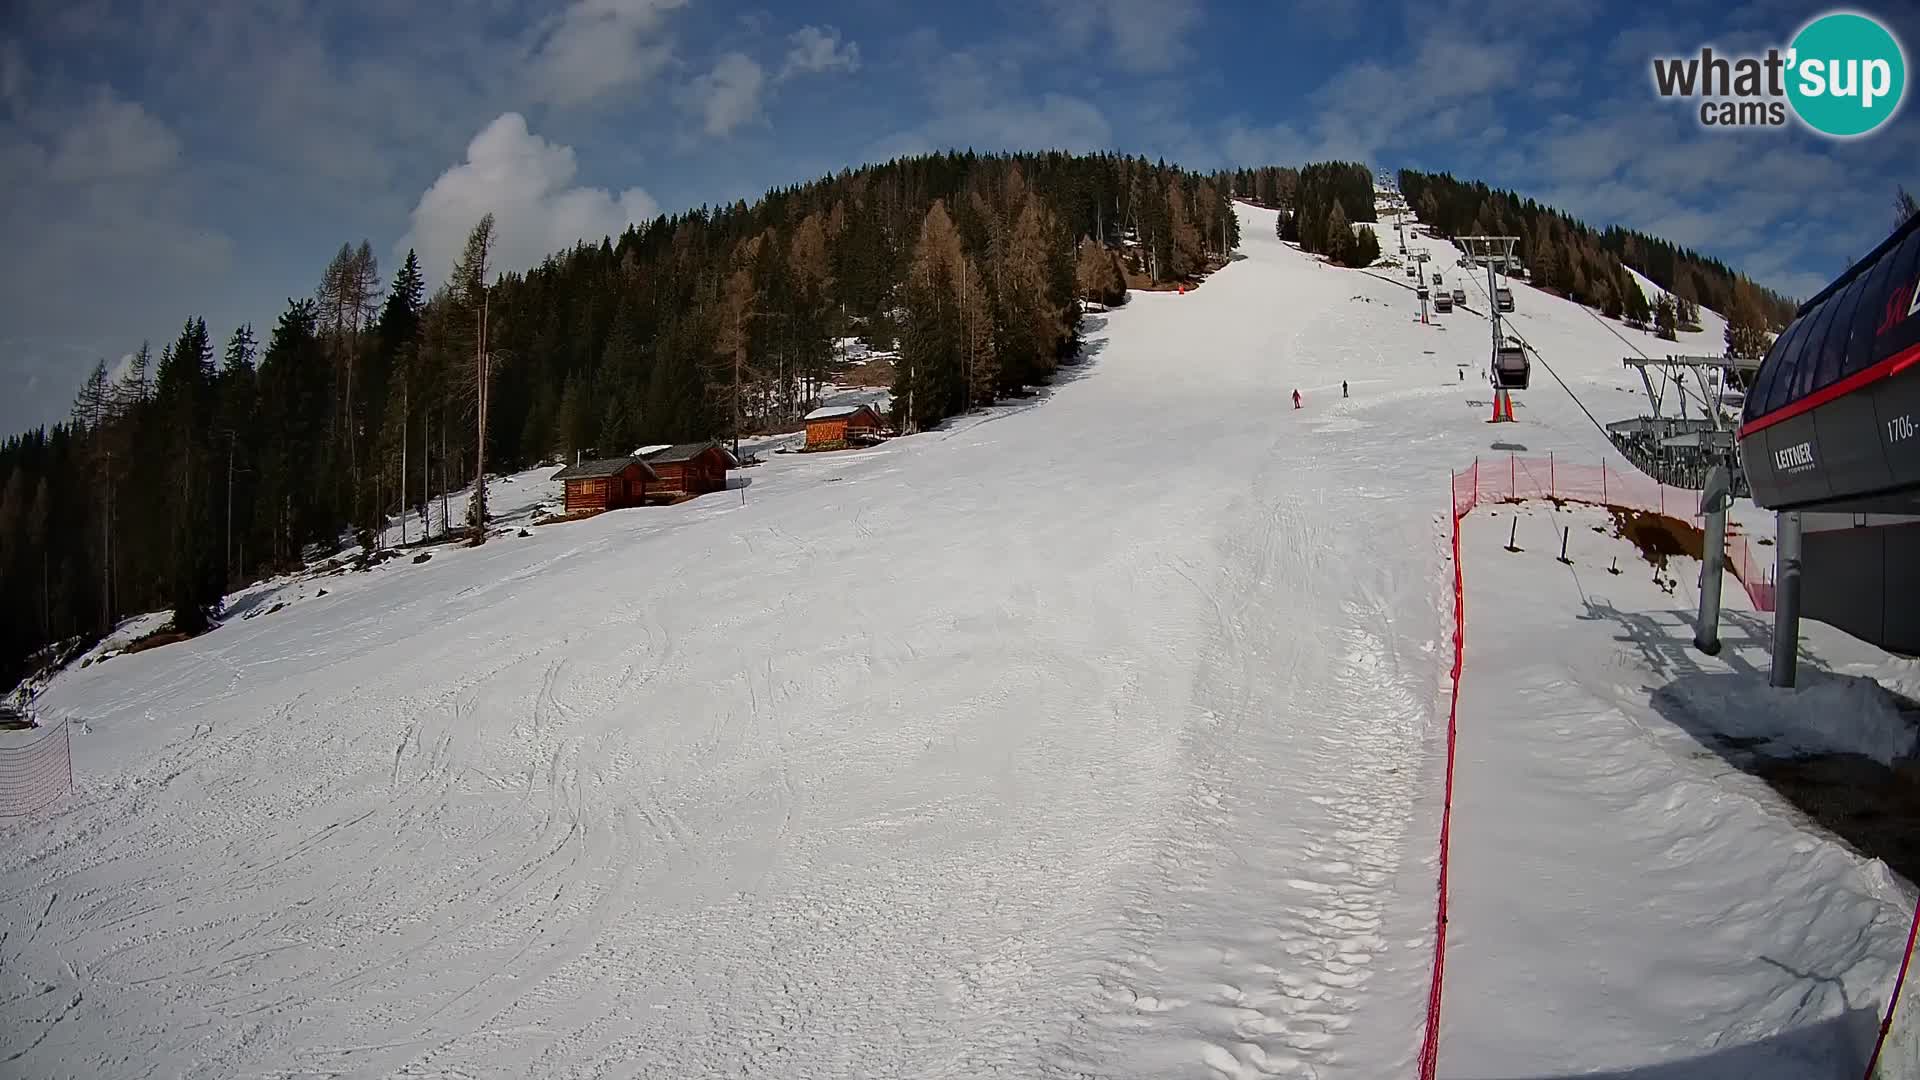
[3,202,1913,1078]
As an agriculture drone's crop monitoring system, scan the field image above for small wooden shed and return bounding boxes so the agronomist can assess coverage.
[551,457,657,513]
[803,404,883,449]
[641,442,737,496]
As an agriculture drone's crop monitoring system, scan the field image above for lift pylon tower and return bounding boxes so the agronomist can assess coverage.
[1610,352,1761,492]
[1457,236,1521,421]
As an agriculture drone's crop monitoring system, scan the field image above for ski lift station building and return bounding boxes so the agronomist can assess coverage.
[1737,211,1920,655]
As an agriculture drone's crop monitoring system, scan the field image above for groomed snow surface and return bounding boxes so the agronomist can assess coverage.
[3,202,1916,1078]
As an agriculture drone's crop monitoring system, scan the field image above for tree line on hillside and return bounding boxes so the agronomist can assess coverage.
[1397,169,1796,357]
[0,151,1240,687]
[1226,166,1300,212]
[1231,162,1383,267]
[1281,162,1382,267]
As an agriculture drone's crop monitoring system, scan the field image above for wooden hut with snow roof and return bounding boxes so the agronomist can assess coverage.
[803,403,884,450]
[551,456,657,514]
[640,442,737,496]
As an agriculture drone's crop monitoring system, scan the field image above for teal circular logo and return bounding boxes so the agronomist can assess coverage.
[1787,12,1906,137]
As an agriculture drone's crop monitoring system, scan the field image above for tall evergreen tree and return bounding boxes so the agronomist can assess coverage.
[1654,293,1679,341]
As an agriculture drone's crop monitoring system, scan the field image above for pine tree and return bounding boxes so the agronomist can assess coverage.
[1344,222,1380,268]
[896,201,968,429]
[1654,293,1679,341]
[378,250,426,352]
[1620,269,1651,325]
[557,373,590,458]
[1325,200,1353,264]
[216,325,259,584]
[155,318,220,633]
[519,381,559,463]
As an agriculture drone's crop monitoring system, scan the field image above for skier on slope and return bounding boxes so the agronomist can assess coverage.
[1342,381,1349,398]
[1292,389,1302,409]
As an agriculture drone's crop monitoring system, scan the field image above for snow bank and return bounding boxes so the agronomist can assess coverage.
[1446,500,1913,1077]
[1660,670,1918,766]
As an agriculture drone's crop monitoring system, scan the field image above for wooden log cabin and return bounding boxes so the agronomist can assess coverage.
[551,457,657,513]
[640,442,737,496]
[803,404,882,450]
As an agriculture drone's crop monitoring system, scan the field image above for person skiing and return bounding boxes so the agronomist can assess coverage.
[1292,389,1302,410]
[1342,380,1349,398]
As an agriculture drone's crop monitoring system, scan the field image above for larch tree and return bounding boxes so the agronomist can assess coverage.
[1166,180,1202,279]
[1724,279,1772,359]
[450,213,495,542]
[1075,237,1125,306]
[712,262,758,453]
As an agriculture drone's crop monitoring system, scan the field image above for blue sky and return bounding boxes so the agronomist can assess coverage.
[2,0,1916,434]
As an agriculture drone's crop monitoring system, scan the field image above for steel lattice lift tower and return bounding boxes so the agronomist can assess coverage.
[1456,235,1526,422]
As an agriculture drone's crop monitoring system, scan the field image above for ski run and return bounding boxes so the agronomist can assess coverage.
[5,201,1919,1078]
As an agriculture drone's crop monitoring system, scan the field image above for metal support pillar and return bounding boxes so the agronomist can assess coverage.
[1770,510,1803,688]
[1694,466,1729,656]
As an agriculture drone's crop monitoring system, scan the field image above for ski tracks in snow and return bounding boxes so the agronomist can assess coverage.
[1068,465,1437,1079]
[4,205,1471,1077]
[1047,268,1447,1080]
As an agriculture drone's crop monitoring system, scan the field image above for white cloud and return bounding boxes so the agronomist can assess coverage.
[875,92,1112,159]
[781,26,860,80]
[0,39,26,118]
[1045,0,1201,73]
[526,0,688,107]
[870,39,1112,158]
[45,89,182,183]
[1302,33,1526,161]
[1222,122,1316,167]
[682,52,765,136]
[402,113,660,286]
[0,71,231,433]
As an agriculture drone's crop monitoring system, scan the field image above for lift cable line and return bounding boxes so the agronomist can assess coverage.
[1456,236,1526,421]
[1449,239,1617,447]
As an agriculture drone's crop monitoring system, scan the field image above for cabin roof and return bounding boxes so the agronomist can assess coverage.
[551,456,656,481]
[804,403,877,421]
[642,441,739,466]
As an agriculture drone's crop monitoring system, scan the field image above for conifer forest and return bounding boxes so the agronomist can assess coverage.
[0,152,1242,684]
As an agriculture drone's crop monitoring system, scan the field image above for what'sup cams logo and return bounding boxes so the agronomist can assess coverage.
[1651,10,1907,137]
